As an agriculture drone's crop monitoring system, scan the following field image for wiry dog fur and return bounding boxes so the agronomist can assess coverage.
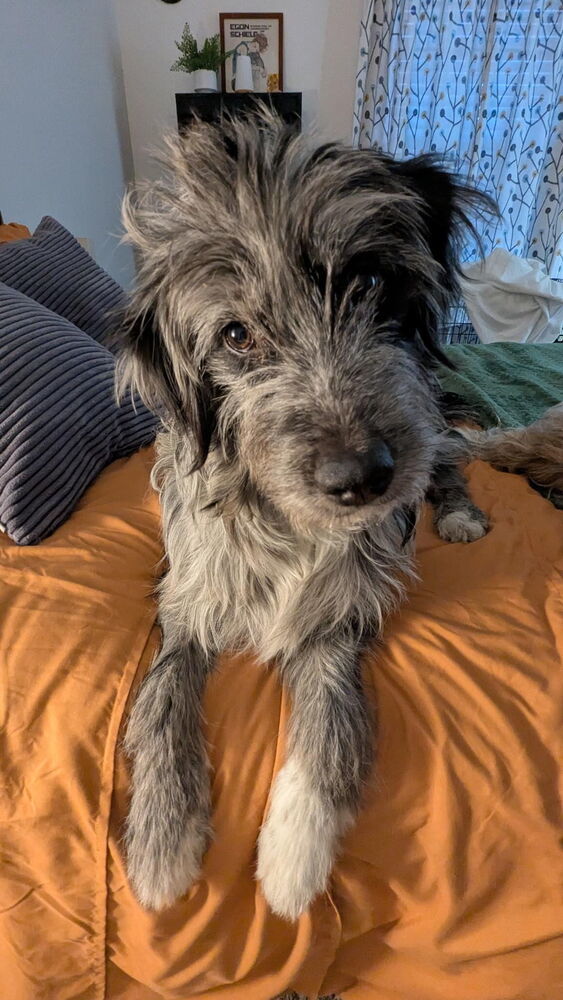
[462,403,563,494]
[115,112,555,921]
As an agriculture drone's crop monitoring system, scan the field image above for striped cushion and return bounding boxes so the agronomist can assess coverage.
[0,282,158,545]
[0,216,125,347]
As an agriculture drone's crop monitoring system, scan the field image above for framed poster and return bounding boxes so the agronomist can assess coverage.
[220,13,283,93]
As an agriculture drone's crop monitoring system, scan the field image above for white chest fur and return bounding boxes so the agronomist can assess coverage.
[154,433,413,662]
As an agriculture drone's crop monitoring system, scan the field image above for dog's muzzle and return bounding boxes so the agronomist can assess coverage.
[313,439,395,506]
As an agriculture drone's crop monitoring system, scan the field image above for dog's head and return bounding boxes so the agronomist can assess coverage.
[117,113,492,533]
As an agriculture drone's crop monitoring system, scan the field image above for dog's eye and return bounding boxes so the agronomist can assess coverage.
[222,322,254,354]
[348,274,379,301]
[359,274,378,293]
[344,273,379,310]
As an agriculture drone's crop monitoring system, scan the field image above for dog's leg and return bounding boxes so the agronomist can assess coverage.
[257,631,373,920]
[461,403,563,492]
[427,460,488,543]
[123,631,214,910]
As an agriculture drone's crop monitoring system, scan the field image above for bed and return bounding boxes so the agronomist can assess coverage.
[1,219,562,1000]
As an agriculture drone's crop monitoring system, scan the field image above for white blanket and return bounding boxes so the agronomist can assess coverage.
[461,249,563,344]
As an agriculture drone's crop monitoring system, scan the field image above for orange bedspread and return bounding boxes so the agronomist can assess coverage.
[1,446,562,1000]
[0,223,32,244]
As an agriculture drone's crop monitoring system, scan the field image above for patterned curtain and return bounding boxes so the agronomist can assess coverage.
[353,0,563,276]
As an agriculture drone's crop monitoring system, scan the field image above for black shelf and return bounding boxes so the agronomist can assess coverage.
[175,92,302,131]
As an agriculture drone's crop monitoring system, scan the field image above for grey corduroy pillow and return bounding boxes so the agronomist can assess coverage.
[0,282,158,545]
[0,216,125,346]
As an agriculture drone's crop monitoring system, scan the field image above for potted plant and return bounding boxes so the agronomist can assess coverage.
[171,23,226,93]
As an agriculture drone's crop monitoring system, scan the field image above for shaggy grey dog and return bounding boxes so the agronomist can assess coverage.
[116,113,503,920]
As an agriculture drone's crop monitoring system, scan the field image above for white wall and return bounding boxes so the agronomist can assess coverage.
[0,0,135,286]
[114,0,363,183]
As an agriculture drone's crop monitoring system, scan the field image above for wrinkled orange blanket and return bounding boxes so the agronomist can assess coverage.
[0,222,31,244]
[1,446,561,1000]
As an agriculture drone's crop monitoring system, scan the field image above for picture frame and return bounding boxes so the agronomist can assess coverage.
[220,13,283,94]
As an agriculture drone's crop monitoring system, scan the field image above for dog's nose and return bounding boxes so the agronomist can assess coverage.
[314,440,395,505]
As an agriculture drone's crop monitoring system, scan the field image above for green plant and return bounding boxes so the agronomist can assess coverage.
[171,23,226,73]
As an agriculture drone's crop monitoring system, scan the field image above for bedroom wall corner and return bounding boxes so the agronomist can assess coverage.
[0,0,136,288]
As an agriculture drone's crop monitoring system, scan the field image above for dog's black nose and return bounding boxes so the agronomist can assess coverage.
[314,440,395,505]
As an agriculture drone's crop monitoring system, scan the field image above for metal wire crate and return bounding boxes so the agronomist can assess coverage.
[439,301,479,345]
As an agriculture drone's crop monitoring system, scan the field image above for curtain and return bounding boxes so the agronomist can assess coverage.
[353,0,563,276]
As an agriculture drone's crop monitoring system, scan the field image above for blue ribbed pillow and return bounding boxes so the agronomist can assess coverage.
[0,216,125,347]
[0,282,158,545]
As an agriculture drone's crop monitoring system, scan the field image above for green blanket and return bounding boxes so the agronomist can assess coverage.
[439,342,563,428]
[438,342,563,508]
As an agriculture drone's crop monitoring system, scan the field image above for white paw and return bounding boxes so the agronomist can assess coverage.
[127,813,210,910]
[437,509,488,543]
[256,757,350,921]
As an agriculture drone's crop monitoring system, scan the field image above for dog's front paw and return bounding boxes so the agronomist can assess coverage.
[256,757,349,921]
[436,506,488,543]
[126,804,211,910]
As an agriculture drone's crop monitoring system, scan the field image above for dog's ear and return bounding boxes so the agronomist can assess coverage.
[115,305,215,471]
[387,154,497,290]
[385,155,497,365]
